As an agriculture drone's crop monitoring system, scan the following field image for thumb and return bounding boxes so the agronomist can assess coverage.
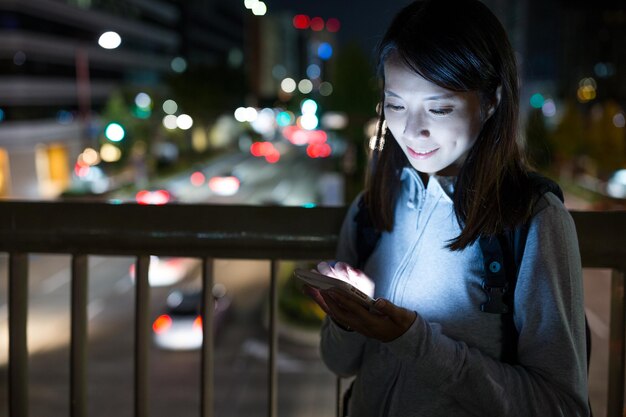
[374,298,398,317]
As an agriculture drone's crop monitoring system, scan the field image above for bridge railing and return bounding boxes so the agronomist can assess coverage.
[0,201,624,417]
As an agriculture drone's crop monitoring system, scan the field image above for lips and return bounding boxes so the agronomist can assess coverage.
[407,146,439,159]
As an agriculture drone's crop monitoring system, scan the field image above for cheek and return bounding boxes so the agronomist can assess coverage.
[385,118,402,141]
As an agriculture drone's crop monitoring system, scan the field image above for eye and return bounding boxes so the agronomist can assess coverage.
[385,104,404,111]
[429,108,453,116]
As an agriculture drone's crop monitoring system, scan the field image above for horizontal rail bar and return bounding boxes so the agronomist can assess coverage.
[0,201,346,259]
[0,203,623,268]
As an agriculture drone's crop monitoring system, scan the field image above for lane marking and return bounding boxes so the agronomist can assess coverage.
[40,257,108,294]
[88,298,105,320]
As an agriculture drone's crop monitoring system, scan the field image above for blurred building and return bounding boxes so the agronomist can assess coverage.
[0,0,244,199]
[247,12,339,106]
[485,0,624,115]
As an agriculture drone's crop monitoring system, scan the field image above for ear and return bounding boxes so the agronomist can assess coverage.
[485,85,502,120]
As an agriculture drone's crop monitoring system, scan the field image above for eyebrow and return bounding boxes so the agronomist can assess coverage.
[384,90,456,101]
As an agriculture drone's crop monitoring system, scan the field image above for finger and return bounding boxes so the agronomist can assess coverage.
[317,261,340,278]
[327,288,371,312]
[374,298,416,328]
[320,291,354,328]
[373,298,402,323]
[302,285,331,315]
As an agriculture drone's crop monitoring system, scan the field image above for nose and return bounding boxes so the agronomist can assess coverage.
[404,113,430,140]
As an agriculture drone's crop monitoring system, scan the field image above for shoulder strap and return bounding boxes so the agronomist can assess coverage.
[480,172,565,363]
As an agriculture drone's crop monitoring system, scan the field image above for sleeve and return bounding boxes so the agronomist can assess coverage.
[385,194,590,417]
[319,192,369,377]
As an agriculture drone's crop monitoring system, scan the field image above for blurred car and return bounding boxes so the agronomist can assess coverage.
[607,169,626,199]
[129,256,198,287]
[135,188,174,205]
[152,285,230,350]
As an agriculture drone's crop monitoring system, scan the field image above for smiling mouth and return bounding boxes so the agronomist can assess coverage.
[407,147,439,159]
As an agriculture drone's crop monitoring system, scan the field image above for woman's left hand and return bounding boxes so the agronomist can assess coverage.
[320,288,417,343]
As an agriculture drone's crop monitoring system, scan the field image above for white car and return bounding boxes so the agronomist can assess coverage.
[152,286,230,350]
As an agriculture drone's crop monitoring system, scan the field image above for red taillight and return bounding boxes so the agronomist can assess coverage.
[136,190,171,205]
[153,314,172,334]
[193,315,202,331]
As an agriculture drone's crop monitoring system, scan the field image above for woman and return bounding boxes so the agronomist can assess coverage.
[304,0,590,415]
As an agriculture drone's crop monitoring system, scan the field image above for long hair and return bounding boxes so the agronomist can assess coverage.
[365,0,534,250]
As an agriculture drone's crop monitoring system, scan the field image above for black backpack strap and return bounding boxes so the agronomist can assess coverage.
[479,172,563,363]
[479,233,519,363]
[354,196,381,270]
[527,171,564,203]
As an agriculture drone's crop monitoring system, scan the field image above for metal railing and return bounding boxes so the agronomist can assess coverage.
[0,201,624,417]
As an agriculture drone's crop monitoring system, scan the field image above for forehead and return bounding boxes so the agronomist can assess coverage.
[383,54,452,96]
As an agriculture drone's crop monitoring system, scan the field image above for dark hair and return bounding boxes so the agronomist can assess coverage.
[365,0,534,250]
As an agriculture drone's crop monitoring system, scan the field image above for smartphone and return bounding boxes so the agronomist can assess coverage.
[293,268,376,308]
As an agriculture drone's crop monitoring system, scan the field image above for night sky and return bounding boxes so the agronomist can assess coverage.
[266,0,413,56]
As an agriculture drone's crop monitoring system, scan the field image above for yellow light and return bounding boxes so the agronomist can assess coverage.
[577,85,596,103]
[81,148,100,165]
[100,143,122,162]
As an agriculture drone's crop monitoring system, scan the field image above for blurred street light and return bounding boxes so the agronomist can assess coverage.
[98,31,122,49]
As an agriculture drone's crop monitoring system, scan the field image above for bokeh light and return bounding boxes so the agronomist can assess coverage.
[577,78,597,103]
[163,100,178,114]
[135,92,152,109]
[171,57,187,73]
[252,1,267,15]
[306,64,321,79]
[298,79,313,94]
[190,171,206,186]
[100,143,122,162]
[281,78,297,93]
[301,99,318,114]
[162,115,178,129]
[310,17,324,31]
[317,43,333,60]
[300,113,319,130]
[326,18,341,32]
[541,99,556,117]
[81,148,100,166]
[276,111,294,127]
[293,14,310,29]
[529,93,544,109]
[98,31,122,49]
[104,122,125,141]
[176,114,193,130]
[319,82,333,96]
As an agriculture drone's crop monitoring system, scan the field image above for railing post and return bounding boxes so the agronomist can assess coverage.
[607,268,625,417]
[8,252,28,417]
[134,256,151,417]
[336,377,343,417]
[201,257,215,417]
[71,254,88,417]
[268,260,279,417]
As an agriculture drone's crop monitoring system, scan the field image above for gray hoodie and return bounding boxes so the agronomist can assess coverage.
[320,167,589,416]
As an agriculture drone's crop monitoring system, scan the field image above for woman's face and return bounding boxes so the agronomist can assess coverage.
[383,54,485,176]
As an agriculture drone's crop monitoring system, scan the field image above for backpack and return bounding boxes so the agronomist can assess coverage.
[352,172,593,413]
